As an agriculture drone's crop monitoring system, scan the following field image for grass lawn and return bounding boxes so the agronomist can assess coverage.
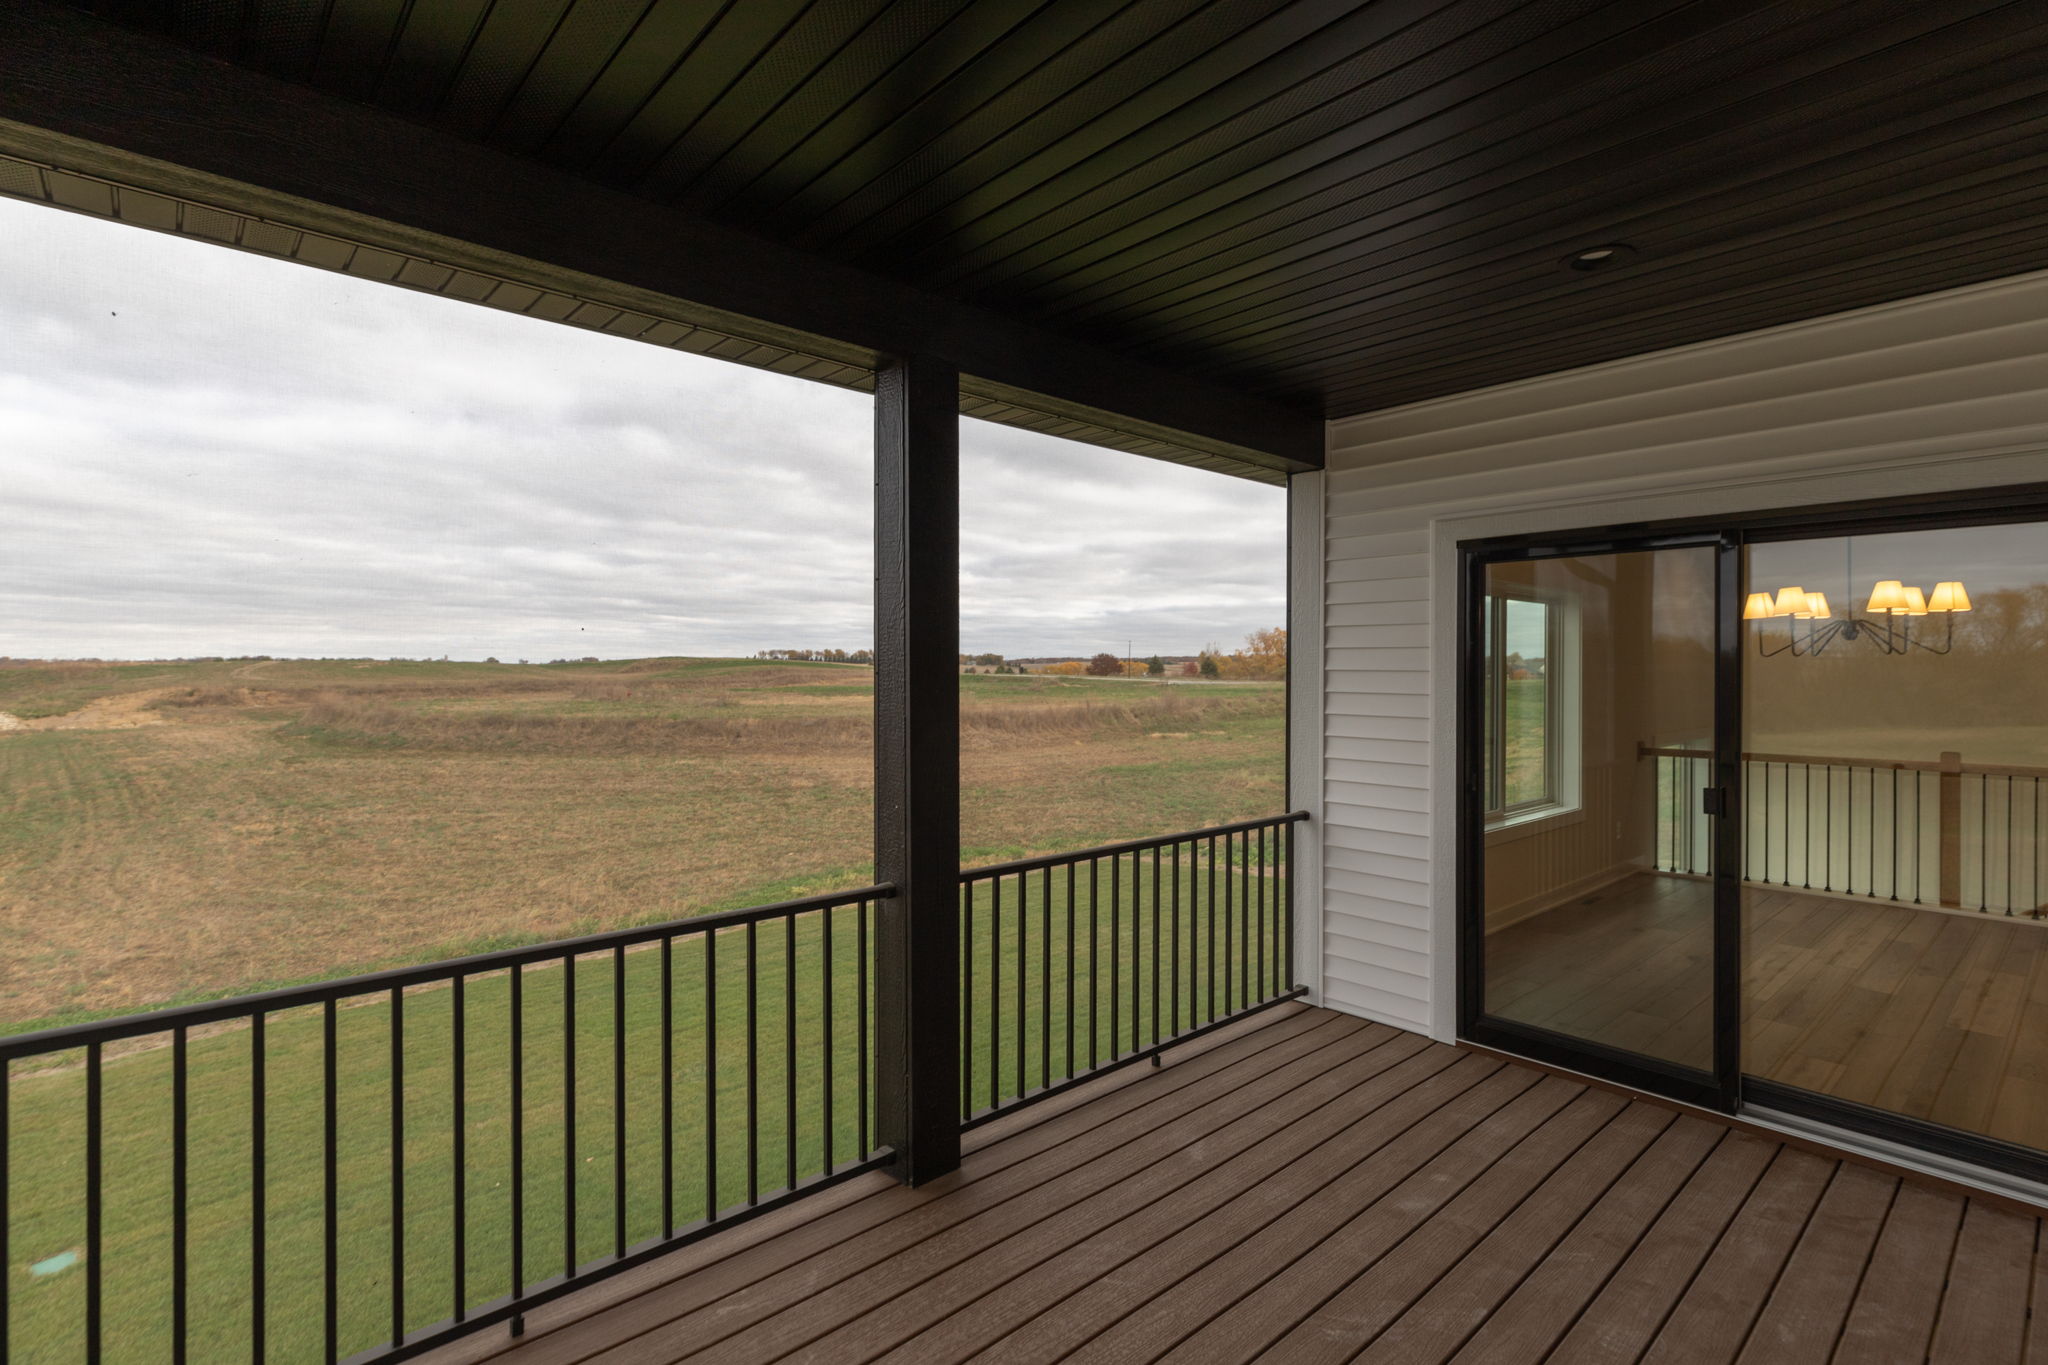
[1501,676,1548,805]
[0,658,1284,1029]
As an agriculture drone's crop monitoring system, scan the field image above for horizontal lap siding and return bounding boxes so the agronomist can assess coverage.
[1320,517,1437,1029]
[1317,266,2048,1039]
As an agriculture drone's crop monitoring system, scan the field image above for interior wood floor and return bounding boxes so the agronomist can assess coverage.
[425,1004,2048,1365]
[1488,873,2048,1149]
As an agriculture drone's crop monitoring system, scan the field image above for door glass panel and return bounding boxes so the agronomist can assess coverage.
[1480,547,1719,1073]
[1742,522,2048,1148]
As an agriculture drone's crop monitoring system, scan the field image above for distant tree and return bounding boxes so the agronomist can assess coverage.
[484,657,500,665]
[1218,628,1287,680]
[1146,655,1165,676]
[1085,652,1121,677]
[1121,659,1148,676]
[974,652,1004,666]
[1199,652,1221,679]
[1180,660,1201,677]
[1043,660,1086,675]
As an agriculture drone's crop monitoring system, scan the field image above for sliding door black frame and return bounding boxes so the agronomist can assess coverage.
[1456,479,2048,1162]
[1456,528,1739,1113]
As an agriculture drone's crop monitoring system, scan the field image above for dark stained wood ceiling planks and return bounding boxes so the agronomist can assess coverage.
[56,0,2048,419]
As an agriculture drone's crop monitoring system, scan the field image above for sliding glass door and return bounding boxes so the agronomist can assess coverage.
[1461,538,1737,1110]
[1741,519,2048,1169]
[1460,487,2048,1176]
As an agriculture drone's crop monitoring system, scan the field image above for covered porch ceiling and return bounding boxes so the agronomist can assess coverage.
[4,1,2046,476]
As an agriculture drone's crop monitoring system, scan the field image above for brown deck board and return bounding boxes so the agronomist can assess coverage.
[1446,1117,1727,1365]
[424,1005,2048,1365]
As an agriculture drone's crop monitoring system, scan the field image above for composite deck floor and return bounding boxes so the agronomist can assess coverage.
[428,1003,2048,1365]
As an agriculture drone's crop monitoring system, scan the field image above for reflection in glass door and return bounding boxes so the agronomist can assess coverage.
[1470,544,1726,1097]
[1741,520,2048,1159]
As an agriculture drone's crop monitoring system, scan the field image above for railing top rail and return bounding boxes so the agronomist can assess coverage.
[1636,744,2048,779]
[960,810,1308,881]
[0,881,894,1060]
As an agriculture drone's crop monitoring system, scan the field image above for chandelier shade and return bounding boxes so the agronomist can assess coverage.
[1866,579,1909,613]
[1928,581,1973,612]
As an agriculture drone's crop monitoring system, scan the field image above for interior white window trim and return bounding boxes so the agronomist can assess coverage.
[1483,583,1583,835]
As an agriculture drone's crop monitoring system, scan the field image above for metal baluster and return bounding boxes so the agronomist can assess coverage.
[87,1040,103,1364]
[1,1061,8,1365]
[1064,863,1076,1081]
[1825,765,1834,893]
[1802,764,1812,889]
[745,924,757,1206]
[1259,825,1270,999]
[510,967,524,1330]
[991,873,1003,1109]
[1196,834,1212,1023]
[822,907,835,1174]
[454,974,467,1319]
[704,932,718,1221]
[1041,866,1053,1090]
[388,992,401,1350]
[1150,845,1162,1049]
[1983,774,1992,912]
[785,913,797,1191]
[1892,767,1901,903]
[1089,859,1100,1068]
[2009,775,2018,916]
[323,1002,339,1353]
[1016,873,1027,1101]
[856,901,868,1153]
[562,955,576,1271]
[1170,841,1182,1037]
[1286,819,1297,990]
[614,945,628,1257]
[1228,834,1245,1015]
[960,880,973,1118]
[1109,855,1120,1059]
[251,1014,269,1361]
[1223,831,1236,1012]
[661,936,674,1237]
[1130,852,1142,1052]
[175,1023,190,1364]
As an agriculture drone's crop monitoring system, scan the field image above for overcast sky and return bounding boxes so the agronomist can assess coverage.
[0,195,1284,662]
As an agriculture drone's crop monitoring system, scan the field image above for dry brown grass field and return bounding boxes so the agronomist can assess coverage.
[0,657,1283,1028]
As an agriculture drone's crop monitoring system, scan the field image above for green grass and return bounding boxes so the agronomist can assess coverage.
[5,854,1289,1362]
[1502,677,1548,805]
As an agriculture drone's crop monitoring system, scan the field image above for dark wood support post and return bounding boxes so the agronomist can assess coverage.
[1939,750,1964,908]
[873,354,962,1185]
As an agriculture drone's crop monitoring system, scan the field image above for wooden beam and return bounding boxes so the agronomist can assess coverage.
[871,354,963,1185]
[0,1,1321,476]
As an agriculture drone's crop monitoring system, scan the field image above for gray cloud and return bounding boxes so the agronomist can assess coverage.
[0,196,1283,662]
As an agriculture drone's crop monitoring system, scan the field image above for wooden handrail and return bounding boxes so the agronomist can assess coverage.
[1635,742,2048,780]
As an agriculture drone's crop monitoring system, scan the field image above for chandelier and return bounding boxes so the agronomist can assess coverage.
[1745,546,1970,658]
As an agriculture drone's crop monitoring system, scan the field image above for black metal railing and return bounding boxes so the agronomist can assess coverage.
[957,811,1307,1127]
[0,885,890,1364]
[1650,747,2047,916]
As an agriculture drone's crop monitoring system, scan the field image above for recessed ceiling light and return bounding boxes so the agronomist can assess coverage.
[1564,243,1635,272]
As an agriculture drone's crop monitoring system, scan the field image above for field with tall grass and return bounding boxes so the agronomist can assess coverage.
[0,656,1283,1030]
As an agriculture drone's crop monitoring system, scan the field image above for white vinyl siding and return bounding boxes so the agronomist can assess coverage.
[1314,266,2048,1039]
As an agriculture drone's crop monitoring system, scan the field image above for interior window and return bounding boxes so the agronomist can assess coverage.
[1484,589,1567,820]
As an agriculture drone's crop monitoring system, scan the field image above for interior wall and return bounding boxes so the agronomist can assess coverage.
[1315,265,2048,1040]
